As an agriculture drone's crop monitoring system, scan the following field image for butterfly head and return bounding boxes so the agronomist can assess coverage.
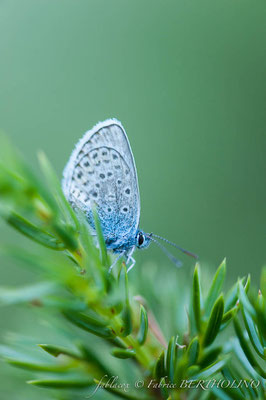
[135,230,151,250]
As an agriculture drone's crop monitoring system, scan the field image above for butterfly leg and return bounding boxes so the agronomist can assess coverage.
[109,251,125,273]
[126,257,136,273]
[125,247,136,273]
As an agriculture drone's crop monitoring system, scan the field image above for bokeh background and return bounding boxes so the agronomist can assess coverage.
[0,0,265,397]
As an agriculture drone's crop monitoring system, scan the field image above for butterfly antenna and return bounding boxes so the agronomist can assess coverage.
[150,234,198,260]
[148,236,183,268]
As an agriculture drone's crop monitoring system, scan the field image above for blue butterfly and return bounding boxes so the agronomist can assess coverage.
[62,119,197,272]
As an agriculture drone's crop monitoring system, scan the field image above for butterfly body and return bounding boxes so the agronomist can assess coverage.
[62,119,150,269]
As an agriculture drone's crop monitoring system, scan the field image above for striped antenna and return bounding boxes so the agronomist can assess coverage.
[149,233,198,260]
[148,236,182,268]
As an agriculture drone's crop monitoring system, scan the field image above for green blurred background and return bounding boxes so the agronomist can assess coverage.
[1,0,265,279]
[0,1,265,395]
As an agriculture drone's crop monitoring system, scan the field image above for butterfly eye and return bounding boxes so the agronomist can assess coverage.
[137,233,144,247]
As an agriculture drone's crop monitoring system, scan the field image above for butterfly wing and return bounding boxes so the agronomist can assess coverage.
[62,119,140,248]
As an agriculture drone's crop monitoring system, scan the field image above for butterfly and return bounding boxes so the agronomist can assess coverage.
[62,119,197,272]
